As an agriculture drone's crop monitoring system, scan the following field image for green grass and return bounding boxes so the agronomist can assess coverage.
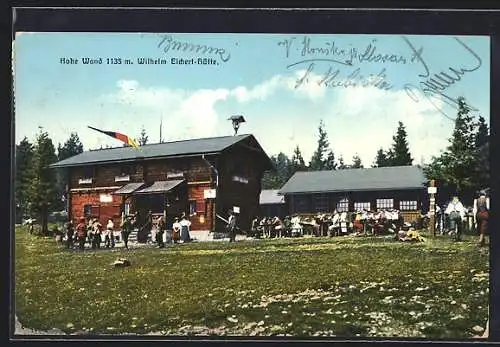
[15,227,489,338]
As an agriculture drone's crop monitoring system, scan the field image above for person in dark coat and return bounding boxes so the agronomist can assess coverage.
[121,216,133,249]
[157,216,166,248]
[65,221,74,249]
[227,210,237,242]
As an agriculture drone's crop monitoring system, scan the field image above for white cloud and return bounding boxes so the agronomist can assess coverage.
[83,74,458,167]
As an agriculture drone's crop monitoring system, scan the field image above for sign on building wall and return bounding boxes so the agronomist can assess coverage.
[115,175,131,182]
[232,176,249,184]
[78,178,93,185]
[167,172,185,179]
[99,194,113,203]
[204,189,216,199]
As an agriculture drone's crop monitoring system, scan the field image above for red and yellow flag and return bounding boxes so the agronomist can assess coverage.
[88,126,140,149]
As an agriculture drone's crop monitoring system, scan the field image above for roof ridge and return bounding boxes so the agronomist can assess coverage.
[87,133,250,152]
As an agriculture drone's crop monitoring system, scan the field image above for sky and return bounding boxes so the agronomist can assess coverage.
[13,33,490,167]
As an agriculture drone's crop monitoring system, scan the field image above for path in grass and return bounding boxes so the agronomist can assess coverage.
[14,228,489,338]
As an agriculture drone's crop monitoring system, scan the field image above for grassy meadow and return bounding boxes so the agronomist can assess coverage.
[14,226,489,339]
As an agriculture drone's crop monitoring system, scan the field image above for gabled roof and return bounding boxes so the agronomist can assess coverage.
[50,134,267,168]
[260,190,285,205]
[278,166,426,195]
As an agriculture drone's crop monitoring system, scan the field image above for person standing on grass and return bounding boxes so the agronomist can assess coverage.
[445,194,466,241]
[76,217,87,250]
[105,218,115,248]
[172,217,181,244]
[473,190,490,247]
[157,215,166,248]
[121,216,132,249]
[65,221,74,249]
[180,215,192,243]
[227,210,237,243]
[90,219,102,249]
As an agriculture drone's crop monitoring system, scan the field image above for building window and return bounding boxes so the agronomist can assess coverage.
[313,194,328,212]
[293,195,309,213]
[196,200,205,213]
[83,166,96,178]
[376,198,394,210]
[189,200,197,216]
[354,202,371,211]
[336,198,349,212]
[120,164,134,176]
[84,204,92,218]
[400,200,418,211]
[84,204,100,218]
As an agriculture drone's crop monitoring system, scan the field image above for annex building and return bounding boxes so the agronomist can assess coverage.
[278,165,429,222]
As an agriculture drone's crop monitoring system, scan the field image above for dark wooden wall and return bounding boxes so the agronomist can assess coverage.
[286,189,426,216]
[215,141,268,233]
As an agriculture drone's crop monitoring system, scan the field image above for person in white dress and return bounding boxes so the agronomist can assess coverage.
[444,195,466,241]
[179,215,192,243]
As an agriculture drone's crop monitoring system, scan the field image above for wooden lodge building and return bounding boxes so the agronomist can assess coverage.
[50,134,273,233]
[278,166,429,222]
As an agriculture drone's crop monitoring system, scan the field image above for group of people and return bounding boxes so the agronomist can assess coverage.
[65,216,130,250]
[437,190,490,245]
[250,209,405,239]
[249,190,490,245]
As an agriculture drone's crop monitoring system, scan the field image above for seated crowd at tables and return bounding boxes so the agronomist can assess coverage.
[250,209,407,239]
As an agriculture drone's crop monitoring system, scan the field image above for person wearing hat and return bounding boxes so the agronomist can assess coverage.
[444,194,466,241]
[473,189,490,246]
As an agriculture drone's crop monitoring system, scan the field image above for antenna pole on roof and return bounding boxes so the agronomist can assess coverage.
[228,115,246,136]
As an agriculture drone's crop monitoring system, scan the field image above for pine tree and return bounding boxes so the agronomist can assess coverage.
[261,153,292,189]
[290,145,307,173]
[57,132,84,161]
[29,128,59,235]
[351,154,363,169]
[56,133,84,211]
[424,97,478,198]
[309,120,330,171]
[138,126,149,146]
[373,148,389,168]
[324,150,337,170]
[337,155,348,169]
[474,115,489,191]
[15,137,35,219]
[475,116,489,149]
[389,121,413,166]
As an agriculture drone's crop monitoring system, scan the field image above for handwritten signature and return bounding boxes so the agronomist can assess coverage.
[278,36,409,66]
[292,61,392,91]
[401,36,481,120]
[157,35,231,62]
[280,35,483,120]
